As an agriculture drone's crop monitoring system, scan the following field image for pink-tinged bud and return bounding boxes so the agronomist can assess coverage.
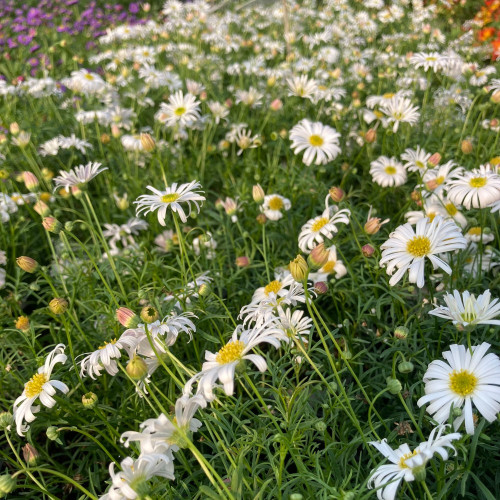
[214,198,224,210]
[22,172,39,192]
[140,133,155,152]
[16,256,38,273]
[491,119,499,127]
[225,98,233,108]
[9,122,19,135]
[425,179,438,191]
[256,213,267,224]
[235,256,250,268]
[116,307,139,328]
[252,184,265,204]
[142,2,151,12]
[410,190,421,202]
[427,153,441,167]
[22,443,39,465]
[308,243,329,270]
[111,124,121,138]
[270,98,283,111]
[362,244,375,257]
[314,281,328,294]
[329,187,345,203]
[200,91,207,101]
[365,128,376,143]
[71,185,82,198]
[461,140,473,155]
[491,90,500,104]
[364,217,385,235]
[34,200,50,216]
[42,217,61,234]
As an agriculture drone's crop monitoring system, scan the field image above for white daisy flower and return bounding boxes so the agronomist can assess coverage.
[289,119,341,166]
[286,75,318,101]
[298,201,351,253]
[134,181,206,225]
[183,321,287,401]
[418,342,500,434]
[379,216,467,288]
[401,146,430,173]
[409,52,446,72]
[53,162,107,192]
[370,156,407,187]
[429,290,500,327]
[380,96,420,133]
[103,218,149,251]
[207,101,229,124]
[422,161,462,197]
[405,194,467,228]
[13,344,69,436]
[249,274,297,305]
[275,309,313,343]
[235,87,263,108]
[464,226,494,244]
[63,69,107,95]
[155,90,201,128]
[446,165,500,209]
[368,425,461,500]
[261,194,291,221]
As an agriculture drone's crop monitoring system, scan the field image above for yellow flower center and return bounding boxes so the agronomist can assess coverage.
[383,93,395,99]
[174,107,186,116]
[322,261,335,273]
[460,311,476,323]
[25,373,48,398]
[449,369,478,397]
[426,56,437,61]
[84,73,94,80]
[468,227,482,236]
[161,193,180,203]
[311,217,329,232]
[374,110,383,118]
[406,235,431,257]
[309,134,324,147]
[384,166,397,175]
[268,196,284,211]
[427,212,436,222]
[399,450,418,469]
[215,340,245,364]
[445,203,457,216]
[435,176,445,185]
[98,338,117,350]
[415,161,424,169]
[469,177,486,188]
[264,280,282,296]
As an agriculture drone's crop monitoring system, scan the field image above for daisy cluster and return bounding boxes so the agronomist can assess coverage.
[0,0,500,499]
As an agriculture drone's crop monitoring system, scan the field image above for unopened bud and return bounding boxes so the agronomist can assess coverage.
[111,124,120,138]
[398,361,414,373]
[198,283,211,297]
[0,474,16,495]
[82,392,98,408]
[386,377,402,394]
[49,297,68,315]
[252,184,265,204]
[46,426,60,441]
[140,306,158,324]
[22,172,39,192]
[308,243,329,270]
[15,316,30,332]
[126,355,148,380]
[413,465,426,483]
[256,213,267,224]
[235,256,250,268]
[460,139,473,155]
[427,153,441,167]
[140,133,155,152]
[15,131,31,147]
[362,244,375,257]
[365,217,385,235]
[314,421,327,432]
[270,98,283,111]
[491,90,500,103]
[16,256,38,273]
[425,179,438,191]
[0,412,13,430]
[9,122,19,135]
[116,307,139,328]
[314,281,328,294]
[64,221,74,232]
[22,443,39,465]
[329,187,345,203]
[451,407,462,417]
[410,190,421,202]
[42,217,62,234]
[101,133,110,144]
[34,200,50,216]
[365,128,376,143]
[289,255,308,282]
[394,326,409,340]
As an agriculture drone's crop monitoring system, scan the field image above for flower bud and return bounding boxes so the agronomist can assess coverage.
[15,131,31,147]
[140,133,156,152]
[290,494,303,500]
[314,421,327,432]
[364,217,384,235]
[410,190,421,202]
[270,98,283,111]
[49,297,68,315]
[34,200,50,216]
[16,256,38,273]
[116,307,139,328]
[0,412,13,430]
[46,426,60,441]
[427,152,441,167]
[9,122,19,135]
[198,283,211,297]
[252,184,265,204]
[394,326,409,340]
[22,443,39,465]
[42,217,62,234]
[15,316,30,332]
[82,392,98,409]
[256,213,267,224]
[398,361,414,374]
[413,465,426,483]
[111,124,121,138]
[235,256,250,268]
[22,171,39,192]
[451,407,462,417]
[126,355,148,380]
[140,306,158,323]
[329,186,345,203]
[491,90,500,104]
[460,139,473,155]
[314,281,328,294]
[386,377,402,394]
[289,255,308,282]
[362,244,375,257]
[0,474,16,495]
[308,243,329,270]
[365,128,377,144]
[64,221,74,232]
[101,133,110,144]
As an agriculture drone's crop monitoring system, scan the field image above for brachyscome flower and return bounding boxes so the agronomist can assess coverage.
[53,162,107,192]
[429,290,500,328]
[379,216,467,288]
[370,156,407,187]
[368,425,461,500]
[380,96,420,133]
[155,90,201,128]
[13,344,69,436]
[134,181,205,225]
[418,342,500,434]
[261,194,291,221]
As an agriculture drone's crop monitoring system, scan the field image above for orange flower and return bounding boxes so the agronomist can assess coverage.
[478,27,496,42]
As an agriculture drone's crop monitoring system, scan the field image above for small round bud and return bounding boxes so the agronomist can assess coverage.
[451,407,462,417]
[289,255,308,282]
[16,256,38,273]
[42,217,62,234]
[140,306,158,324]
[365,128,376,143]
[394,326,409,340]
[314,281,328,294]
[15,316,30,332]
[9,122,19,135]
[0,474,16,495]
[329,186,345,203]
[314,421,327,432]
[362,244,375,257]
[252,184,265,204]
[491,90,500,104]
[22,443,39,465]
[126,355,148,380]
[460,139,473,155]
[46,426,60,441]
[235,256,250,268]
[49,297,68,315]
[64,221,74,232]
[198,283,211,297]
[111,124,120,138]
[101,133,110,144]
[386,377,402,394]
[140,133,156,152]
[398,361,414,374]
[290,494,303,500]
[0,412,13,430]
[82,392,98,409]
[427,152,441,167]
[22,171,39,192]
[116,307,139,328]
[270,98,283,111]
[256,213,267,224]
[308,243,329,270]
